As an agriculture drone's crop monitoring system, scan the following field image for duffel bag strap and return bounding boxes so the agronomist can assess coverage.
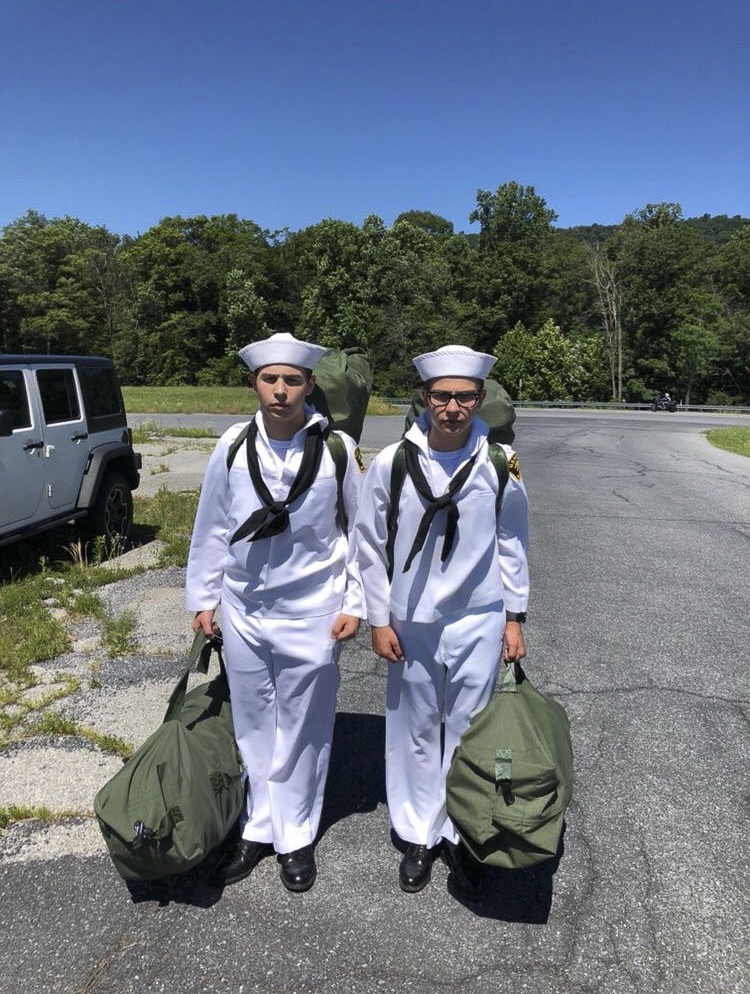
[498,658,522,694]
[493,658,525,805]
[162,631,224,723]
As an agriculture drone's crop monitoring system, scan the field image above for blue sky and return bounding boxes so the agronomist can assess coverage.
[1,0,747,237]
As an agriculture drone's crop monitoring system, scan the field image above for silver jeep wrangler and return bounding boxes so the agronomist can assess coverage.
[0,355,141,552]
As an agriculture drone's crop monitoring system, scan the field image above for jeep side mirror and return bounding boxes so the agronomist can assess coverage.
[0,409,13,436]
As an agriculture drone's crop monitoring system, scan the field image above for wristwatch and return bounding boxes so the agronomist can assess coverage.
[505,611,527,624]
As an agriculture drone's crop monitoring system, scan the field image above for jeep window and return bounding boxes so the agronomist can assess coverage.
[0,371,32,429]
[36,368,82,424]
[79,366,123,418]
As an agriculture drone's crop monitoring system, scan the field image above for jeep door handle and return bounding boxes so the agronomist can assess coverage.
[23,440,44,452]
[71,432,88,441]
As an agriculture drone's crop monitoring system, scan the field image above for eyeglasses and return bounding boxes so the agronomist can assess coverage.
[425,390,482,409]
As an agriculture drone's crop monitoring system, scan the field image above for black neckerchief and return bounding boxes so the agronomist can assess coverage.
[401,437,478,572]
[230,420,325,545]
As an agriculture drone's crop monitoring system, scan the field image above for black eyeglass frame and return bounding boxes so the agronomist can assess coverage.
[424,389,483,409]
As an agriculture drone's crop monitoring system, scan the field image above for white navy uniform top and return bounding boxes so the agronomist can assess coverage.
[354,412,529,627]
[185,405,364,620]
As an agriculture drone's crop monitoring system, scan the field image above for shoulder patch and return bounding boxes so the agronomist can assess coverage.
[508,452,521,481]
[353,446,366,473]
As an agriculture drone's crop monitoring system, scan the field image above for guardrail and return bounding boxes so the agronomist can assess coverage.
[379,399,750,415]
[513,401,750,414]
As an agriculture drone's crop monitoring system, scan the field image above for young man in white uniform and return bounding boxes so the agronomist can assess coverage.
[186,333,363,892]
[353,345,529,897]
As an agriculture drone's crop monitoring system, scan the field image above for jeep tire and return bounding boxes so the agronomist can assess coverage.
[84,471,133,554]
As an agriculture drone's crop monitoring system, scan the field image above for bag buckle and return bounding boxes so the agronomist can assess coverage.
[132,820,156,847]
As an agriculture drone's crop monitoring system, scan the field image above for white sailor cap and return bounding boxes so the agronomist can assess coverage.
[238,332,328,372]
[412,344,496,383]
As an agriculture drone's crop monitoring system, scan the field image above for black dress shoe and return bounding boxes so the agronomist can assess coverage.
[442,839,484,898]
[278,845,317,892]
[399,842,440,893]
[213,839,273,885]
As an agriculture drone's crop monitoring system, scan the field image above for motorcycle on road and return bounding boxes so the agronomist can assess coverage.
[651,395,677,412]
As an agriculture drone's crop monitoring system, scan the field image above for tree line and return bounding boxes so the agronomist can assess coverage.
[0,182,748,404]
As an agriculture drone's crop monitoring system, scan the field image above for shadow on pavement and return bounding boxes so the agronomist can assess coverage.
[119,714,563,923]
[319,710,386,835]
[121,710,386,907]
[451,824,566,923]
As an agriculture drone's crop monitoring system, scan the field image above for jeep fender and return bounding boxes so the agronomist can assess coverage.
[77,443,142,509]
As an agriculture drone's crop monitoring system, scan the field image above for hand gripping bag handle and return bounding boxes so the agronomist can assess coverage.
[498,657,523,693]
[162,631,225,723]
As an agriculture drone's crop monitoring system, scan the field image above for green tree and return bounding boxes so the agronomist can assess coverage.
[466,182,558,352]
[0,210,123,355]
[711,225,750,401]
[492,319,586,401]
[393,210,454,237]
[117,214,270,383]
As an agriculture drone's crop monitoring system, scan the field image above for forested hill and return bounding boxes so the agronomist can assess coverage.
[1,184,748,404]
[564,213,749,247]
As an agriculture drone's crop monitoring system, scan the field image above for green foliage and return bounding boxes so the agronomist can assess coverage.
[2,197,748,403]
[394,210,454,237]
[493,320,609,402]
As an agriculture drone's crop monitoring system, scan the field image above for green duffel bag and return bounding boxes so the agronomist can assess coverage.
[94,632,245,881]
[308,346,372,443]
[446,660,573,869]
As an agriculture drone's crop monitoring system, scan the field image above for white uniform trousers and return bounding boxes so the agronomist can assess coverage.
[386,610,505,848]
[221,604,341,854]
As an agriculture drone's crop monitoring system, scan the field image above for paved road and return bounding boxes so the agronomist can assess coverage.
[1,412,748,994]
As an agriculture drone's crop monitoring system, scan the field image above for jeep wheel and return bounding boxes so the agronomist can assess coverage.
[84,471,133,555]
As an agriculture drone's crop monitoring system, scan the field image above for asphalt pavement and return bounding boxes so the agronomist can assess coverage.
[0,411,748,994]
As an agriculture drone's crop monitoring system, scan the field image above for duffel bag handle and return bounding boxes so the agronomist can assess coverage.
[162,632,225,722]
[498,657,524,694]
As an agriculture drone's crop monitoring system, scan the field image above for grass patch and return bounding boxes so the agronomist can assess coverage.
[123,384,400,416]
[0,805,80,829]
[123,385,257,414]
[365,395,401,416]
[133,488,200,566]
[0,552,142,685]
[705,426,750,458]
[70,590,106,619]
[0,578,70,684]
[25,712,133,757]
[131,421,218,444]
[100,611,138,657]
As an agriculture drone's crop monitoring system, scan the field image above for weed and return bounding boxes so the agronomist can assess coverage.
[0,805,79,829]
[24,711,133,758]
[70,591,105,619]
[79,727,133,758]
[101,611,138,657]
[133,488,199,566]
[0,578,70,684]
[31,712,79,736]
